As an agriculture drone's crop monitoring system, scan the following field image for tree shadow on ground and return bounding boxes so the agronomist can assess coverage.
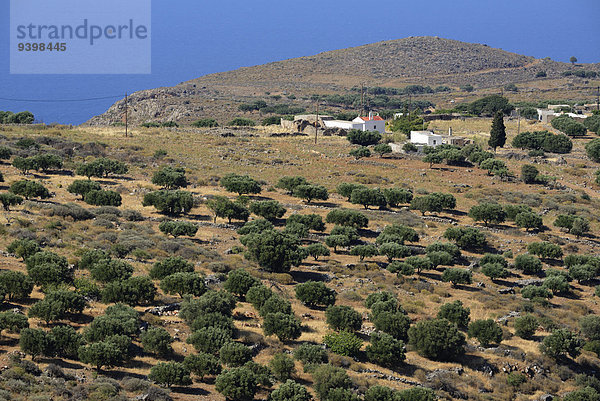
[187,213,212,222]
[556,291,581,301]
[290,270,330,283]
[43,358,86,370]
[301,324,318,334]
[454,285,482,292]
[446,209,468,217]
[490,278,515,288]
[358,229,380,239]
[103,370,148,381]
[125,358,153,371]
[392,361,423,377]
[306,201,338,208]
[458,353,496,373]
[419,271,442,281]
[171,386,210,396]
[0,338,18,348]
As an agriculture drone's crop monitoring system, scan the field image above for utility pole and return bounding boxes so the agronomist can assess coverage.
[597,86,599,112]
[315,101,319,145]
[124,92,128,138]
[517,109,521,136]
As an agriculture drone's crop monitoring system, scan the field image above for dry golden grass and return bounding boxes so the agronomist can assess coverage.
[0,120,599,399]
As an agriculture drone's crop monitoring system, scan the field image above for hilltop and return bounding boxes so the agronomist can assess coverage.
[87,36,600,126]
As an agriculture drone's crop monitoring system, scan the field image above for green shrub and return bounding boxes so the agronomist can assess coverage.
[468,319,503,346]
[228,118,255,126]
[437,300,470,328]
[148,362,192,387]
[183,352,222,379]
[192,118,219,127]
[295,281,336,308]
[150,256,194,280]
[366,332,406,367]
[408,318,466,360]
[269,353,295,382]
[10,180,50,200]
[158,220,198,237]
[325,305,362,332]
[219,342,253,367]
[323,331,363,357]
[141,327,173,356]
[152,166,188,189]
[263,312,302,342]
[514,314,538,339]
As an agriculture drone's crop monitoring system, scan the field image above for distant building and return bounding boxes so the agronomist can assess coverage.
[323,112,385,133]
[537,109,588,124]
[352,113,385,133]
[407,128,470,150]
[410,131,443,147]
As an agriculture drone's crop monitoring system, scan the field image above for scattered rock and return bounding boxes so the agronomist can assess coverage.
[145,303,181,316]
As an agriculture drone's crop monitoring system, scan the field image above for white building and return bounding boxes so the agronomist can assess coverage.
[537,109,588,124]
[352,113,385,133]
[323,112,385,133]
[410,131,443,147]
[322,119,363,131]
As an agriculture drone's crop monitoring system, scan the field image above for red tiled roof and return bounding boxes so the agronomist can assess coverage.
[358,115,384,121]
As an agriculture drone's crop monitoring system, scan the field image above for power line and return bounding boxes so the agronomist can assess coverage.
[0,95,122,103]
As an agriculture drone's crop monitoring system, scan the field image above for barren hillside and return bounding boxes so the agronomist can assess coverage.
[87,36,599,126]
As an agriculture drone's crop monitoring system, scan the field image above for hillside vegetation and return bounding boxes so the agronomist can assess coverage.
[87,37,600,126]
[0,113,599,400]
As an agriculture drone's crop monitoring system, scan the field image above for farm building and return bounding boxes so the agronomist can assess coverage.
[323,112,385,133]
[410,131,443,147]
[537,109,588,124]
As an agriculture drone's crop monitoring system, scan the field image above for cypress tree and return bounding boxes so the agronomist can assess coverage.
[489,111,506,151]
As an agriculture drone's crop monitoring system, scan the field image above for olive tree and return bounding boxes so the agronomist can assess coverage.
[295,281,336,308]
[141,327,174,356]
[84,190,122,207]
[183,352,222,380]
[160,272,207,297]
[249,200,286,221]
[152,166,188,189]
[366,332,406,368]
[207,195,250,223]
[468,203,506,226]
[325,305,362,332]
[148,362,192,387]
[143,190,194,216]
[67,180,101,199]
[468,319,503,346]
[223,269,260,298]
[408,318,466,360]
[220,174,262,195]
[0,193,23,211]
[263,312,302,342]
[158,220,198,237]
[242,230,304,273]
[10,180,50,200]
[293,184,329,203]
[215,367,258,401]
[441,268,473,287]
[437,300,470,329]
